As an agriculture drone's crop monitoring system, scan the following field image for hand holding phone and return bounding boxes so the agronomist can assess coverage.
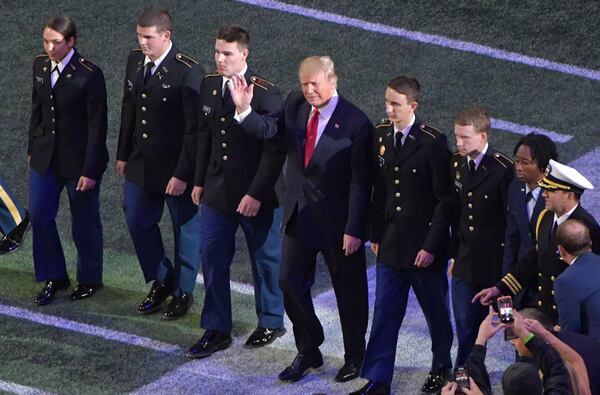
[497,295,514,323]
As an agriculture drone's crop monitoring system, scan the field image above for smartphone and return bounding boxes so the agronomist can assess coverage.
[504,326,517,341]
[454,367,470,394]
[497,295,514,323]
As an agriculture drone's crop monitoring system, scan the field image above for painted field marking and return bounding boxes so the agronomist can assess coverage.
[490,118,573,143]
[0,380,56,395]
[235,0,600,81]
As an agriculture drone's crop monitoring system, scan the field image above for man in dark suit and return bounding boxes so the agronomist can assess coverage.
[473,159,600,324]
[503,133,557,308]
[117,7,204,319]
[28,15,108,305]
[351,76,453,395]
[448,106,514,366]
[276,56,371,383]
[185,25,286,359]
[0,175,29,255]
[555,220,600,340]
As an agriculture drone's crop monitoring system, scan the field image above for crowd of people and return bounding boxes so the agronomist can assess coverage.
[2,6,600,394]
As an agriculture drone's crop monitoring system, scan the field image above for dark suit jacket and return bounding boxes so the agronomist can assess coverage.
[28,50,108,179]
[450,147,514,288]
[556,330,600,395]
[498,205,600,323]
[503,180,546,273]
[194,70,285,214]
[117,46,204,193]
[555,252,600,341]
[369,119,452,269]
[281,91,372,250]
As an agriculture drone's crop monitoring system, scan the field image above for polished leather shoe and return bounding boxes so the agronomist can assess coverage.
[421,368,451,393]
[349,381,391,395]
[278,352,323,382]
[162,293,194,320]
[70,283,103,300]
[245,327,286,348]
[34,278,71,305]
[335,361,361,382]
[137,281,171,314]
[0,211,30,255]
[186,330,232,359]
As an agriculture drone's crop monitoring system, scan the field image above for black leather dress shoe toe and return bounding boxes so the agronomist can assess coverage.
[421,368,451,393]
[349,381,391,395]
[10,211,30,244]
[34,278,71,305]
[186,330,232,359]
[278,352,323,382]
[335,361,361,382]
[138,281,171,314]
[245,327,286,348]
[70,283,103,300]
[162,293,194,320]
[0,236,20,255]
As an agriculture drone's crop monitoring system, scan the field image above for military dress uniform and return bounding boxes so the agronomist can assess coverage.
[28,49,108,289]
[193,69,286,339]
[449,146,513,365]
[117,45,205,307]
[496,160,600,324]
[363,119,454,391]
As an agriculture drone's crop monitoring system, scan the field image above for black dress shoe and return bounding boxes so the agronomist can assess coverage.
[335,361,361,382]
[0,211,30,255]
[34,278,71,305]
[162,293,194,320]
[70,283,103,300]
[349,381,391,395]
[186,330,232,359]
[138,281,171,314]
[278,352,323,382]
[245,327,286,348]
[421,368,451,393]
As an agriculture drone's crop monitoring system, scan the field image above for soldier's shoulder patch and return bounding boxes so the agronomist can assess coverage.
[175,52,198,68]
[375,118,393,128]
[419,123,443,139]
[250,76,274,90]
[204,70,220,78]
[78,57,97,72]
[494,152,514,168]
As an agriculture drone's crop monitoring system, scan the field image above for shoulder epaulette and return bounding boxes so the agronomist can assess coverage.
[35,53,49,58]
[131,48,143,52]
[376,118,392,128]
[250,76,274,91]
[176,53,198,68]
[204,71,220,78]
[419,123,443,139]
[78,57,96,72]
[493,152,514,168]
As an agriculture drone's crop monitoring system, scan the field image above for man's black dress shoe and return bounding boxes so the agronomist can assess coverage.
[278,352,323,382]
[70,283,103,300]
[34,278,71,305]
[245,327,286,348]
[163,293,194,320]
[0,211,30,255]
[349,381,391,395]
[421,368,451,393]
[137,281,171,314]
[186,330,232,359]
[335,361,361,382]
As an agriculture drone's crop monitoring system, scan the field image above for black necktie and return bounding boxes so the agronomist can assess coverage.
[526,191,533,203]
[144,62,155,84]
[552,221,558,237]
[469,160,476,178]
[222,80,231,104]
[394,132,403,153]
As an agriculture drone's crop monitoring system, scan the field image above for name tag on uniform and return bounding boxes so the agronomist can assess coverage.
[36,76,44,84]
[455,180,463,190]
[202,105,212,115]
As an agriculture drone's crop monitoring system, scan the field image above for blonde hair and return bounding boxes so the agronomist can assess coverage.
[299,56,337,84]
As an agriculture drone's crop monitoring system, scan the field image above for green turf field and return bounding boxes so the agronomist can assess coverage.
[1,0,599,393]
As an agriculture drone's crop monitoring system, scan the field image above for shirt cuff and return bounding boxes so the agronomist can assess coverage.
[234,106,252,123]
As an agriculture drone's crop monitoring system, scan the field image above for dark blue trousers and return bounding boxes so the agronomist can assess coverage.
[29,167,103,284]
[451,276,489,366]
[361,263,453,385]
[123,180,202,296]
[200,204,283,333]
[0,175,26,235]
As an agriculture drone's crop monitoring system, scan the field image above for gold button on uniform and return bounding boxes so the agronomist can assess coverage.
[221,143,227,148]
[551,290,555,295]
[221,117,226,123]
[538,300,542,306]
[538,272,542,277]
[551,276,555,281]
[469,226,474,231]
[395,192,400,198]
[467,192,472,197]
[395,180,399,185]
[553,305,557,310]
[51,130,55,135]
[141,106,146,112]
[538,286,542,291]
[142,93,147,99]
[142,120,147,125]
[394,167,399,172]
[468,203,473,209]
[142,133,148,139]
[221,130,226,135]
[51,106,54,111]
[223,155,228,161]
[50,94,53,99]
[468,215,473,220]
[396,206,401,212]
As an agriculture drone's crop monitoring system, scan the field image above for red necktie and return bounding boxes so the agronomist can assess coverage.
[304,108,319,168]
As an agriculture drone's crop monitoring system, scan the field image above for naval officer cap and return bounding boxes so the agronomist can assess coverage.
[538,159,594,195]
